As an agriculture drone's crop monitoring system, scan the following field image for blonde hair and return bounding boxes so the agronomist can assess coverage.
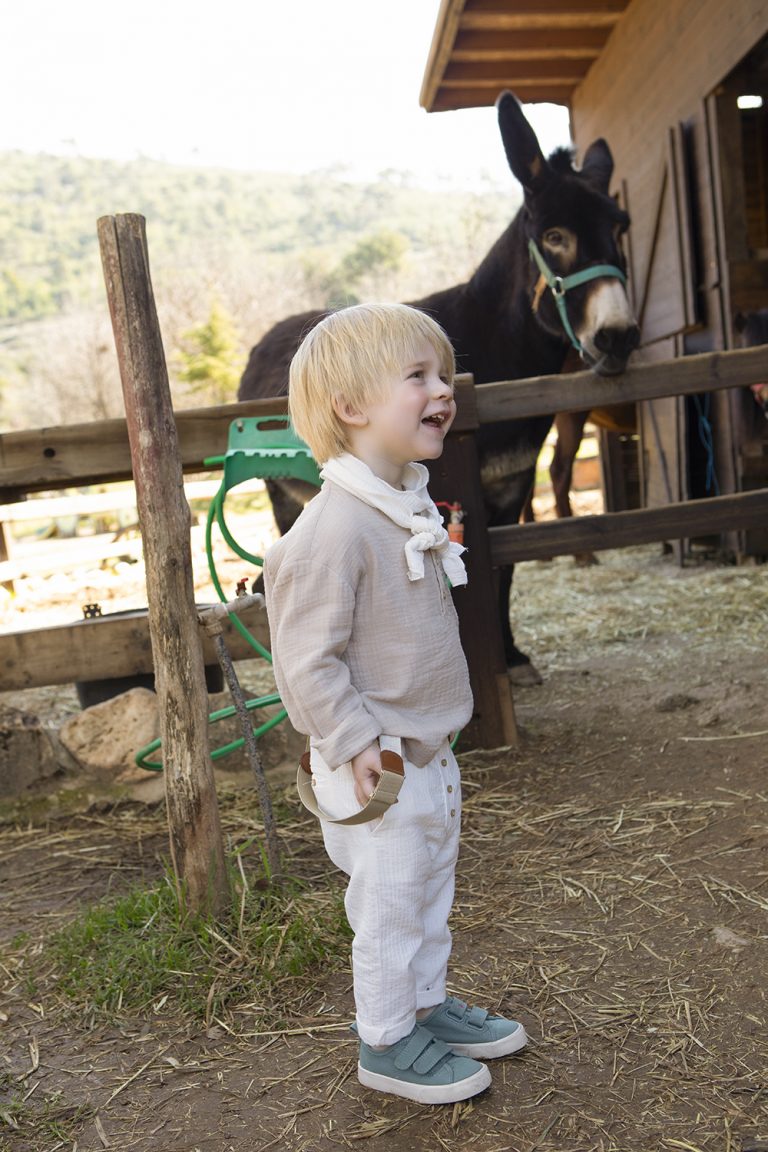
[288,303,455,463]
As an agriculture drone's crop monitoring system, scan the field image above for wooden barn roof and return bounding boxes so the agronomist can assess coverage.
[420,0,631,112]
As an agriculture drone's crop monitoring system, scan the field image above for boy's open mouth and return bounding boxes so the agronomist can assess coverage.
[422,413,447,427]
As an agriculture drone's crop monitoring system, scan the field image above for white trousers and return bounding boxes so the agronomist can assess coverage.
[311,737,461,1047]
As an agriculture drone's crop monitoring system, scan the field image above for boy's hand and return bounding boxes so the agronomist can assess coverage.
[350,742,382,809]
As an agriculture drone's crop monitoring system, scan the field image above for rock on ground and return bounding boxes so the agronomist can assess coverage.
[58,687,160,781]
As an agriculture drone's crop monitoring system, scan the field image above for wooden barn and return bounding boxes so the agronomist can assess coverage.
[421,0,768,559]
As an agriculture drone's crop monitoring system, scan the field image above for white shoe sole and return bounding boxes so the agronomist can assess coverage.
[448,1024,528,1060]
[357,1061,491,1104]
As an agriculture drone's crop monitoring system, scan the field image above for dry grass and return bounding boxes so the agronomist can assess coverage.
[513,544,768,667]
[1,543,767,1150]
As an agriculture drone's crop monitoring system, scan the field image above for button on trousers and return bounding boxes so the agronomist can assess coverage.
[311,737,462,1047]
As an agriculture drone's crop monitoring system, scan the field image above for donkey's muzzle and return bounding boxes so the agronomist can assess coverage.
[589,323,641,375]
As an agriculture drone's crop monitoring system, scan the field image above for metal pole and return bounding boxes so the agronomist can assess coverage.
[198,595,282,881]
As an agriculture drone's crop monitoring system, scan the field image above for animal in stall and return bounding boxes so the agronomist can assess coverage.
[533,308,768,549]
[735,309,768,418]
[520,366,637,567]
[238,91,640,684]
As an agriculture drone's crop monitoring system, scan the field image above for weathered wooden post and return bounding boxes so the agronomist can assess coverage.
[428,379,518,750]
[98,213,229,917]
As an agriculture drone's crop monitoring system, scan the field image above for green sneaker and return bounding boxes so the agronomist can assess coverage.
[357,1023,491,1104]
[420,996,528,1059]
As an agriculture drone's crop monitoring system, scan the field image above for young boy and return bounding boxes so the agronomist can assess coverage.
[263,303,527,1105]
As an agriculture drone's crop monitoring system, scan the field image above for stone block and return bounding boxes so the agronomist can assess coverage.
[0,704,62,796]
[59,687,160,781]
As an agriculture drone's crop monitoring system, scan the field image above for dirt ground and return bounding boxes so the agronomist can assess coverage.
[1,498,767,1152]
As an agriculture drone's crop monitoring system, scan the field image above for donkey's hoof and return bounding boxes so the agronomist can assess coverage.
[508,661,543,687]
[574,552,599,567]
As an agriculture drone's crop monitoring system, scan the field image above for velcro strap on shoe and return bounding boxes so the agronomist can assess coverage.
[394,1028,448,1072]
[467,1005,488,1029]
[445,997,468,1021]
[444,995,469,1022]
[412,1037,452,1075]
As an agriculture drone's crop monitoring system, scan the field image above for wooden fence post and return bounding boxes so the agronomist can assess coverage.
[428,380,518,750]
[98,213,228,917]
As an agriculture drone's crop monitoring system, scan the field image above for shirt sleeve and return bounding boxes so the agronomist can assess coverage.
[264,555,382,768]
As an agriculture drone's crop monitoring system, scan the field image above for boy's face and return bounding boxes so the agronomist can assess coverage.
[343,341,456,486]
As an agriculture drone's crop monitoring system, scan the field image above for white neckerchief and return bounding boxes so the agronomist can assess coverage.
[320,454,468,587]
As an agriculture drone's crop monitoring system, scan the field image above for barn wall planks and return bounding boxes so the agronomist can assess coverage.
[570,0,768,543]
[572,1,768,232]
[572,1,768,332]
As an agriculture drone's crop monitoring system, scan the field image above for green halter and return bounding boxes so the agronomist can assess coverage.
[528,238,627,358]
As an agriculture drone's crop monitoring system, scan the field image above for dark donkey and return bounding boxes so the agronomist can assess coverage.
[239,92,640,683]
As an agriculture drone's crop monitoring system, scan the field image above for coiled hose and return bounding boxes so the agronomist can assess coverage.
[135,466,287,771]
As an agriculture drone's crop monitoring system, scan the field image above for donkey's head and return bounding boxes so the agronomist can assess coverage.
[497,91,640,376]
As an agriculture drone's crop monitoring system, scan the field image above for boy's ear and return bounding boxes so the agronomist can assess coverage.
[332,394,368,427]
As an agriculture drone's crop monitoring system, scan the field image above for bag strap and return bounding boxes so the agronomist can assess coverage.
[297,745,405,825]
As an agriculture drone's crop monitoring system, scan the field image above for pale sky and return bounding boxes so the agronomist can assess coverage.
[3,0,571,190]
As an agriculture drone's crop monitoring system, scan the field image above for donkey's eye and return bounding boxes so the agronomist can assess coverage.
[543,229,565,247]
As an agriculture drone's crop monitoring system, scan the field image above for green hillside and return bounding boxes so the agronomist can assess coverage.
[0,151,518,323]
[0,151,520,427]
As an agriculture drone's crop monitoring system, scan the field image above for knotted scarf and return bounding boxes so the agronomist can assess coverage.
[320,454,468,587]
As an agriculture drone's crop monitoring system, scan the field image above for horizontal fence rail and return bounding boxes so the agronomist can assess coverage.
[473,343,768,423]
[489,489,768,564]
[1,346,767,502]
[0,603,270,692]
[0,391,481,504]
[0,396,288,502]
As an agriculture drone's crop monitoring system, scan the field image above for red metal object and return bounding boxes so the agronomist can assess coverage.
[436,501,465,545]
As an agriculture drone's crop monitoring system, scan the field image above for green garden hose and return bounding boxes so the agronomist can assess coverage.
[135,464,287,771]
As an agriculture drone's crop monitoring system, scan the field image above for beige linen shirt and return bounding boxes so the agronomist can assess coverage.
[263,481,473,769]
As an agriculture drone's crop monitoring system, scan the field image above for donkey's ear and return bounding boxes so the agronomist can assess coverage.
[581,138,614,194]
[496,90,548,193]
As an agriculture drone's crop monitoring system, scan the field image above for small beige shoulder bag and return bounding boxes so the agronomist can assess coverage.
[297,745,405,825]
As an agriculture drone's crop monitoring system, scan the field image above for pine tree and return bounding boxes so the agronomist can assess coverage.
[175,301,243,406]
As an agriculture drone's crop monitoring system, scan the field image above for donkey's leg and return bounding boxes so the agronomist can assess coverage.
[481,422,551,685]
[551,411,588,519]
[267,478,309,536]
[487,467,545,686]
[496,564,543,685]
[251,479,313,594]
[550,410,597,566]
[519,485,535,524]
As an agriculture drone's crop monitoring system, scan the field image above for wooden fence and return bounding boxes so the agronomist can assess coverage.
[0,477,265,585]
[1,344,766,745]
[474,343,768,564]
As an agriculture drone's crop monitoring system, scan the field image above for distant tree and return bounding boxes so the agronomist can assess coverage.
[0,150,516,429]
[337,230,408,287]
[3,310,123,428]
[0,269,56,321]
[174,300,244,406]
[305,229,409,309]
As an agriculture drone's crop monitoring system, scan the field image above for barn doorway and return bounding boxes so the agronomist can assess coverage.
[705,33,768,556]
